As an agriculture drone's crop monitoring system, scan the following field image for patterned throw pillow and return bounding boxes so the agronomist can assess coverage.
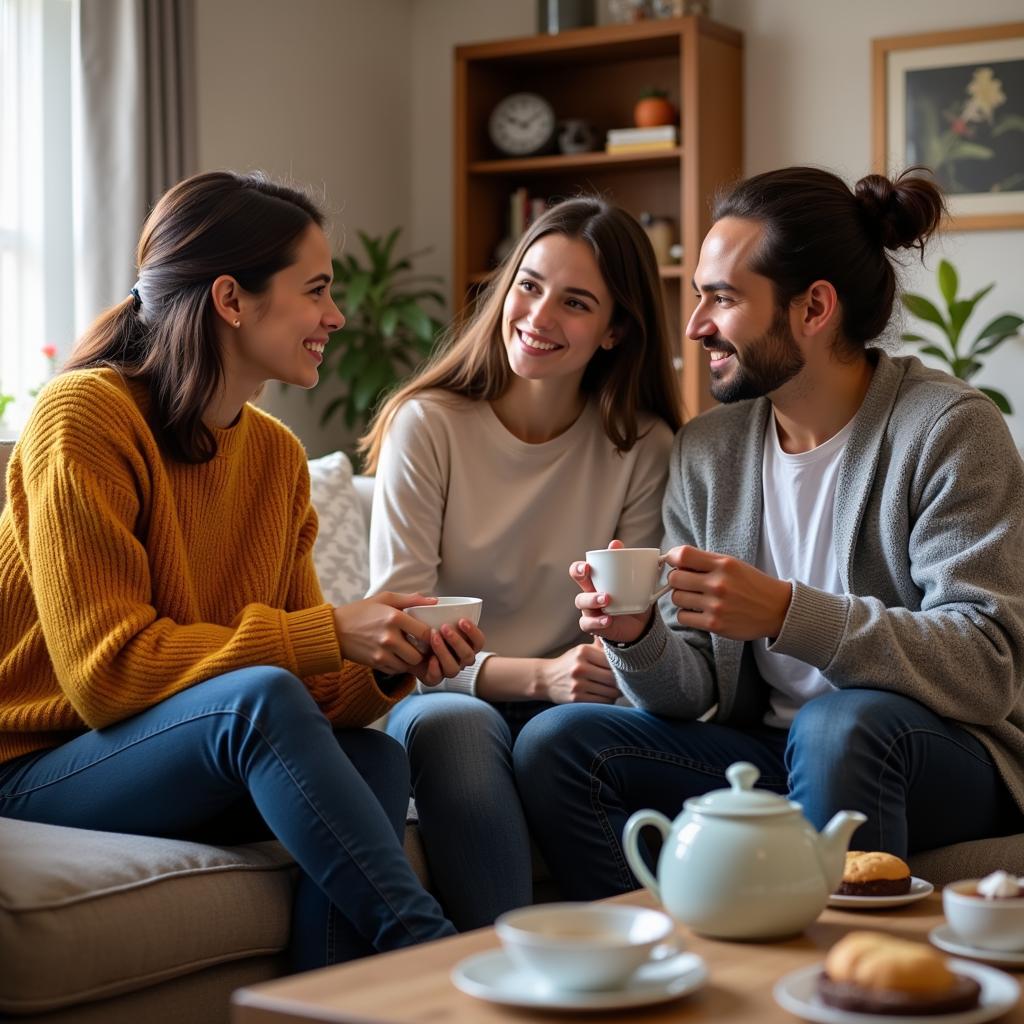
[307,451,369,607]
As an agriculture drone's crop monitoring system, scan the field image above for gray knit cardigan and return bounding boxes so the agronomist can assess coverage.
[606,352,1024,814]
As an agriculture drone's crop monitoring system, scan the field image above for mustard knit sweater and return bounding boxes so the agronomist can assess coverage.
[0,369,410,765]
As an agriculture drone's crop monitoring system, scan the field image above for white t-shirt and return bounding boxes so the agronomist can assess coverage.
[755,413,855,727]
[369,391,674,694]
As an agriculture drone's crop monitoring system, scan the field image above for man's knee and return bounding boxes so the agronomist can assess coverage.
[788,688,913,763]
[513,704,622,788]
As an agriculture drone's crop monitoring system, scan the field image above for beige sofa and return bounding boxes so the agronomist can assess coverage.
[1,438,1023,1022]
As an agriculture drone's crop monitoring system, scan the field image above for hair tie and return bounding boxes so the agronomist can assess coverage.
[129,283,143,312]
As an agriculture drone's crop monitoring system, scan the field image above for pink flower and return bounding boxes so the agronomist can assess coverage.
[41,344,57,360]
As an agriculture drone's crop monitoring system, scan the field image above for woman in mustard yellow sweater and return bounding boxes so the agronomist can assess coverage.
[0,171,484,967]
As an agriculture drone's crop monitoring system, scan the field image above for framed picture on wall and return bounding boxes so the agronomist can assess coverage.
[873,22,1024,231]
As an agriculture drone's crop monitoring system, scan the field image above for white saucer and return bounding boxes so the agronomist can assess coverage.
[773,958,1019,1024]
[828,876,934,909]
[930,924,1024,967]
[451,947,708,1011]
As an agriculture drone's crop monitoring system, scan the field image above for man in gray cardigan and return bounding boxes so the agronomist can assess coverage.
[514,167,1024,899]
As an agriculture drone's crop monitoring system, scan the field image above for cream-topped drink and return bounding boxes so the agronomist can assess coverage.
[976,871,1024,899]
[944,873,1024,952]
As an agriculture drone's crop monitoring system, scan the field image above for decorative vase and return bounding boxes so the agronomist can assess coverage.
[537,0,595,34]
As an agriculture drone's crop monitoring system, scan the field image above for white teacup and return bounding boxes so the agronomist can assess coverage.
[943,879,1024,952]
[495,902,676,992]
[405,596,482,630]
[585,548,670,615]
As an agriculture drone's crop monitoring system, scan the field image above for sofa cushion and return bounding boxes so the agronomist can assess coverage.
[308,450,370,606]
[0,817,295,1014]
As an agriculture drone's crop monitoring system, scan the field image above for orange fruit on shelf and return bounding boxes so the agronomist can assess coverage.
[633,89,676,128]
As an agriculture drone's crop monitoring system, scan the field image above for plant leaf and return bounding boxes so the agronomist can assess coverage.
[341,270,373,317]
[918,344,952,364]
[978,387,1013,415]
[971,332,1018,357]
[968,283,995,307]
[397,302,434,342]
[902,293,947,331]
[937,260,958,307]
[948,299,975,344]
[900,332,931,343]
[974,314,1023,344]
[945,140,995,160]
[952,357,982,380]
[992,114,1024,137]
[380,307,399,338]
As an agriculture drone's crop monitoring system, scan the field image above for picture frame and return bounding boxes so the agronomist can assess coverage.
[872,22,1024,231]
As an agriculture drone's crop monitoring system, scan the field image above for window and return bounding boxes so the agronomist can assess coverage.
[0,0,73,433]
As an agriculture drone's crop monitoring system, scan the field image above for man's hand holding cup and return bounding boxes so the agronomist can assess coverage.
[571,540,668,646]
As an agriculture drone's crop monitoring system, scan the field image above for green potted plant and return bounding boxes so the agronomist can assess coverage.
[901,259,1022,414]
[320,228,445,448]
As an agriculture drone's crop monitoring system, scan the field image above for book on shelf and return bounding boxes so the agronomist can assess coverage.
[605,139,677,155]
[509,187,549,241]
[605,124,678,146]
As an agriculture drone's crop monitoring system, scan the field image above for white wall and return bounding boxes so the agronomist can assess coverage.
[194,0,415,456]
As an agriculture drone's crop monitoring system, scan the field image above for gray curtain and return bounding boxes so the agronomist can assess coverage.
[74,0,195,331]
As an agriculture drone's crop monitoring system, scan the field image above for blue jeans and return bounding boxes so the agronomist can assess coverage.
[513,689,1023,900]
[0,667,455,968]
[385,693,550,930]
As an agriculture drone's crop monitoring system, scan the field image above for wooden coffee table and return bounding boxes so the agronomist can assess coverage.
[231,891,1023,1023]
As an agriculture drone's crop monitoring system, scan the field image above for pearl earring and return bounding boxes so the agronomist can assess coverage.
[232,318,241,328]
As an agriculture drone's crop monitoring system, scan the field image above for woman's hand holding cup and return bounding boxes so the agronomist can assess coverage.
[570,540,659,646]
[333,593,485,683]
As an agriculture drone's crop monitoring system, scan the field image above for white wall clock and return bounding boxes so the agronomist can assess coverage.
[488,92,557,157]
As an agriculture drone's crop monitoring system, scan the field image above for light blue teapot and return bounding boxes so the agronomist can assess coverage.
[623,762,866,940]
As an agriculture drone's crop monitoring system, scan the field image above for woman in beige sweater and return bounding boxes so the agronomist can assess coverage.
[361,198,683,928]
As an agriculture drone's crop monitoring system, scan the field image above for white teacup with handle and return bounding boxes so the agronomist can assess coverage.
[585,548,670,615]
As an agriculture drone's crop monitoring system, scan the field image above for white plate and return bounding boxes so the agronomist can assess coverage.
[451,947,707,1011]
[930,924,1024,967]
[773,958,1019,1024]
[828,876,934,909]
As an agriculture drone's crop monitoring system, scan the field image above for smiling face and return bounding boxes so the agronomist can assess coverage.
[500,233,617,391]
[687,217,805,403]
[225,223,344,392]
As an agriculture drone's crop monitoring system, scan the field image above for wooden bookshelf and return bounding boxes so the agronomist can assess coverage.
[453,16,743,417]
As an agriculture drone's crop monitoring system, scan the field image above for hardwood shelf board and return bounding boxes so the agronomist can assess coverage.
[469,147,682,175]
[456,17,740,66]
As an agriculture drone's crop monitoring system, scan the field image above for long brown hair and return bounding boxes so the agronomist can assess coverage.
[65,171,325,462]
[359,197,683,473]
[714,167,946,357]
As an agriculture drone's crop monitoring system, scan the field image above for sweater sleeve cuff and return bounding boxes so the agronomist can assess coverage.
[603,616,670,673]
[415,651,493,696]
[286,604,341,677]
[767,580,848,669]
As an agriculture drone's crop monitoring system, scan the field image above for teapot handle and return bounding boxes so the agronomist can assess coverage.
[623,809,671,903]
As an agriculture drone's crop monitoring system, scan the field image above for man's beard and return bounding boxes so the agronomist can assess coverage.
[707,307,805,404]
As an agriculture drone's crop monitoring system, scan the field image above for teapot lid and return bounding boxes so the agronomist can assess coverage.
[685,762,798,817]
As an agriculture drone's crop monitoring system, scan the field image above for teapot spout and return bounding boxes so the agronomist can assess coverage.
[817,810,868,893]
